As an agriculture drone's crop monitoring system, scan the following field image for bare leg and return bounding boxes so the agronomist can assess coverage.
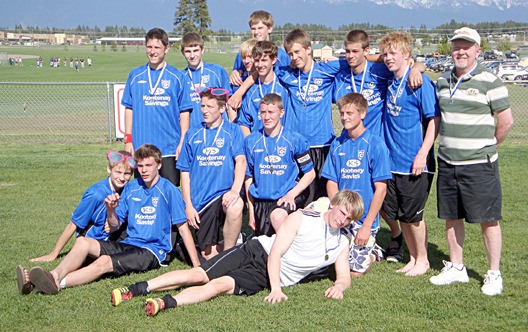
[481,221,502,271]
[60,255,114,287]
[403,220,429,276]
[147,267,210,292]
[398,223,416,273]
[202,245,220,260]
[270,209,288,233]
[386,219,402,238]
[173,276,236,306]
[446,219,465,265]
[222,198,244,250]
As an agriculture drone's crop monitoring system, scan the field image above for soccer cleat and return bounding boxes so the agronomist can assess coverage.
[144,298,165,317]
[111,287,134,306]
[385,240,404,263]
[429,260,469,285]
[371,243,386,262]
[481,271,503,296]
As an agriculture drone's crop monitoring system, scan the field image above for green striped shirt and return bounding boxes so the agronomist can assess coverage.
[436,63,510,165]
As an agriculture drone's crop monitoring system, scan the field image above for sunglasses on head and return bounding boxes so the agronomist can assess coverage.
[107,150,137,168]
[195,87,229,104]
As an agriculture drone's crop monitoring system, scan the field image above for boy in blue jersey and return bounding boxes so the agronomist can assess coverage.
[28,151,134,264]
[122,28,193,187]
[229,10,290,87]
[244,93,315,236]
[177,89,246,260]
[332,29,425,263]
[237,41,290,137]
[23,145,200,295]
[379,32,440,277]
[322,92,392,277]
[180,32,231,128]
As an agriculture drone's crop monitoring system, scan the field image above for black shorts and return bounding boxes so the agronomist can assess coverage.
[196,196,226,251]
[254,194,307,236]
[201,239,269,295]
[437,158,502,223]
[305,146,330,204]
[99,241,160,276]
[133,156,180,186]
[382,173,434,223]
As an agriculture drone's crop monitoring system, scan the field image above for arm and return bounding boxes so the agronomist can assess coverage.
[181,171,200,230]
[324,245,351,299]
[495,108,514,147]
[354,181,387,246]
[240,125,251,138]
[124,107,134,154]
[412,116,439,176]
[228,71,258,110]
[326,180,339,201]
[222,155,246,208]
[244,175,256,231]
[264,211,303,304]
[177,111,191,160]
[29,221,77,262]
[104,192,122,230]
[277,169,315,211]
[229,69,244,86]
[177,222,201,267]
[408,62,425,89]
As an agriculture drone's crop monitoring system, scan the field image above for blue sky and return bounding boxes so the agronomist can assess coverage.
[1,0,526,33]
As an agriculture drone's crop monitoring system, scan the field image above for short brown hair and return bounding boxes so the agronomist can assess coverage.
[181,32,204,52]
[252,40,278,60]
[260,93,283,110]
[330,190,364,223]
[284,29,311,52]
[344,30,369,49]
[135,144,162,165]
[248,10,274,28]
[145,28,169,47]
[199,89,227,109]
[336,92,368,115]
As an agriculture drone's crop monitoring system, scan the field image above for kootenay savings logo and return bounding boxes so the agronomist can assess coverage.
[346,159,361,168]
[141,206,156,214]
[265,155,281,163]
[203,147,220,155]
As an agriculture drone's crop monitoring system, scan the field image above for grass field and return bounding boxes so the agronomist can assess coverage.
[1,142,527,331]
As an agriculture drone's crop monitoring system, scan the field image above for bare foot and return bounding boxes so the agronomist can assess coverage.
[396,261,415,273]
[404,261,430,277]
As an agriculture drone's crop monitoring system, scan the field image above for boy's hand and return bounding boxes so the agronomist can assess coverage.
[412,151,428,176]
[248,213,256,231]
[222,190,240,208]
[30,254,57,263]
[354,225,371,247]
[229,70,243,86]
[185,205,201,230]
[104,193,120,209]
[408,67,423,89]
[264,289,288,304]
[324,284,345,300]
[277,192,296,210]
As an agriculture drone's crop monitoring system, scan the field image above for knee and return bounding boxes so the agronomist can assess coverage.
[93,255,113,271]
[208,276,235,294]
[188,267,210,284]
[270,209,287,226]
[225,199,244,218]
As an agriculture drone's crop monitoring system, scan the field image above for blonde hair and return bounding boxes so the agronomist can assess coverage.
[379,31,412,58]
[330,190,364,223]
[240,39,257,57]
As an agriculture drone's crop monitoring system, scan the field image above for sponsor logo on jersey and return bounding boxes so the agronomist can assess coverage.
[264,155,281,163]
[346,159,361,167]
[313,78,323,86]
[361,89,374,98]
[153,88,165,95]
[203,147,220,155]
[141,206,156,214]
[467,88,479,96]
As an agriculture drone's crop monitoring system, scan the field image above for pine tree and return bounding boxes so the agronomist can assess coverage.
[174,0,213,39]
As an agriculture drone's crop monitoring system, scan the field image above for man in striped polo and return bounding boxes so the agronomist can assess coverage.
[429,27,514,296]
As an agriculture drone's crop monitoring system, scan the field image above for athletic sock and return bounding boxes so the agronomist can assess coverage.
[129,281,149,296]
[162,294,177,309]
[391,233,403,246]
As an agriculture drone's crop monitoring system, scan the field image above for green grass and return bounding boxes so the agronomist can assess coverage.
[1,142,527,331]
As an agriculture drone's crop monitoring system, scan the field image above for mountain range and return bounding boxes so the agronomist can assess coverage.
[0,0,526,33]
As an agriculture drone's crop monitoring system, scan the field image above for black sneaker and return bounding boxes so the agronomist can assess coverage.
[385,240,404,263]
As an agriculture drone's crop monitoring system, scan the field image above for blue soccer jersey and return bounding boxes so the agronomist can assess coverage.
[71,178,113,240]
[236,76,290,133]
[321,130,391,228]
[115,177,187,263]
[383,70,440,174]
[332,61,391,137]
[244,127,314,200]
[232,47,290,72]
[121,63,193,157]
[177,120,245,211]
[183,62,232,128]
[277,59,349,147]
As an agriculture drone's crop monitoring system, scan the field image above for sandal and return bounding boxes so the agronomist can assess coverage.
[17,265,34,295]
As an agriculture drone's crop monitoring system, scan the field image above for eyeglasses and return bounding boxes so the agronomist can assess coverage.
[195,87,229,104]
[107,150,137,168]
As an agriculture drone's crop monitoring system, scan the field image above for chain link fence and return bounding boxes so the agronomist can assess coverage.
[0,81,526,144]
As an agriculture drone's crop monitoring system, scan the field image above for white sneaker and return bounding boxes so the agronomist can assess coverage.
[481,271,503,296]
[429,260,469,285]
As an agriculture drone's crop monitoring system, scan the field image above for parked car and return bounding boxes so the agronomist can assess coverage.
[495,63,523,79]
[484,51,497,60]
[502,67,528,81]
